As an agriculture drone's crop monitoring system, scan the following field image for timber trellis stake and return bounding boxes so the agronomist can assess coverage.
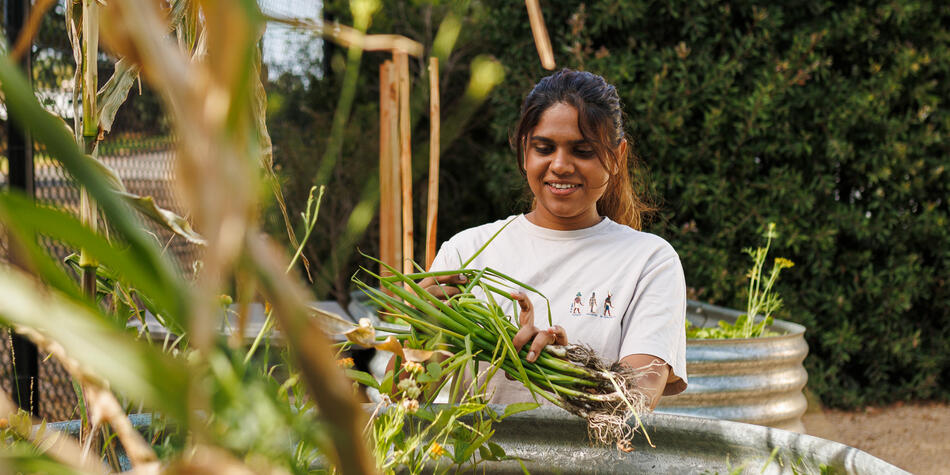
[525,0,555,70]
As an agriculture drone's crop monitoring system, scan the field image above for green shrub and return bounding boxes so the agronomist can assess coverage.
[462,0,950,408]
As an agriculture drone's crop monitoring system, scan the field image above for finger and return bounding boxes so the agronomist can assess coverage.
[527,330,556,363]
[512,324,539,353]
[423,284,460,300]
[434,273,468,285]
[418,274,466,290]
[510,291,534,326]
[550,325,568,345]
[510,291,532,313]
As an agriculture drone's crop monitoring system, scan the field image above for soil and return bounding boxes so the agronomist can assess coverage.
[801,400,950,474]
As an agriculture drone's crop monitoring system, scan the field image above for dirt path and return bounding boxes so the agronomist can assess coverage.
[802,401,950,474]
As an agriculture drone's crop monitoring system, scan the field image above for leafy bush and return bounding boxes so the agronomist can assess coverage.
[322,0,948,408]
[493,0,949,408]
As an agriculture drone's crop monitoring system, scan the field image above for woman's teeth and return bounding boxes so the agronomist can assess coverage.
[550,183,578,189]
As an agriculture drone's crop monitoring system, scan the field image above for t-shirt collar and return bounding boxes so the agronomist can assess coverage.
[514,214,613,241]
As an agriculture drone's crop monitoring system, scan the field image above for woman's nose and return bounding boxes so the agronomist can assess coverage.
[549,149,574,175]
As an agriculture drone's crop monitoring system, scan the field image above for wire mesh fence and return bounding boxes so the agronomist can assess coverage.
[1,1,202,421]
[1,136,202,421]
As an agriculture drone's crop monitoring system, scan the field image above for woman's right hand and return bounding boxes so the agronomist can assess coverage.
[510,291,567,363]
[417,273,468,300]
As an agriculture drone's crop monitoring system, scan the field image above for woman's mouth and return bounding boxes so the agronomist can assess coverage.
[546,182,581,195]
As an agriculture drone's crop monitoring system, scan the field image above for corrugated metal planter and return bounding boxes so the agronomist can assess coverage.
[44,408,907,474]
[470,406,905,474]
[656,300,809,432]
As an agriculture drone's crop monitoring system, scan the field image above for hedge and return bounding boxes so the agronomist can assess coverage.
[299,0,949,408]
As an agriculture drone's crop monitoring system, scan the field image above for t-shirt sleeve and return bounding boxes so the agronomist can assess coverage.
[618,247,688,396]
[427,238,465,272]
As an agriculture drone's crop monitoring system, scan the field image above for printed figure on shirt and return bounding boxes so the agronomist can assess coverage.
[571,292,583,315]
[588,292,597,313]
[603,292,613,317]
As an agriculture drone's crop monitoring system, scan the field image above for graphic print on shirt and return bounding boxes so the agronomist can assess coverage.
[570,292,583,315]
[570,291,616,318]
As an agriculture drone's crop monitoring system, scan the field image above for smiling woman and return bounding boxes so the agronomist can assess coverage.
[423,69,687,411]
[522,102,614,230]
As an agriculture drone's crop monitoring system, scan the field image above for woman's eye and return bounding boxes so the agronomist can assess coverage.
[534,146,555,155]
[574,148,595,157]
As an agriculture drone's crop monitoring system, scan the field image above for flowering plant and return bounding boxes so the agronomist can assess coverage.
[687,223,795,339]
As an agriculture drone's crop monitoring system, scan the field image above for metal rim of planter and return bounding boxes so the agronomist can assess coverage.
[41,407,908,474]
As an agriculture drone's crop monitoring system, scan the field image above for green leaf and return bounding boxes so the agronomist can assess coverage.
[379,370,395,396]
[0,53,189,326]
[414,407,436,422]
[488,441,506,459]
[426,360,442,380]
[451,440,470,464]
[458,428,494,462]
[502,402,540,419]
[478,445,496,461]
[344,369,379,390]
[0,267,190,424]
[0,193,188,334]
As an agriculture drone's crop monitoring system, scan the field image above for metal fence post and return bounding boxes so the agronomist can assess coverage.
[5,0,40,416]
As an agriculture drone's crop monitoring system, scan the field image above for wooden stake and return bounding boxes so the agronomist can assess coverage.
[425,57,440,270]
[525,0,555,70]
[395,51,414,276]
[379,60,400,283]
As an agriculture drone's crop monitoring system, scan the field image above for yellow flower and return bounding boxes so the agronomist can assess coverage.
[401,361,424,374]
[429,442,446,459]
[774,257,795,269]
[336,357,355,369]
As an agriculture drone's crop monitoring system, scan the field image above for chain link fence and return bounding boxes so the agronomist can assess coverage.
[1,2,201,422]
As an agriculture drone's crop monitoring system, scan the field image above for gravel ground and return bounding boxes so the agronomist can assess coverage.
[802,401,950,474]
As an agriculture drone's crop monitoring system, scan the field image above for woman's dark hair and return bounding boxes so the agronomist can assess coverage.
[511,69,653,229]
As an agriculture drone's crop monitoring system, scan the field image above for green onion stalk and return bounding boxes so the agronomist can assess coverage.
[354,256,654,448]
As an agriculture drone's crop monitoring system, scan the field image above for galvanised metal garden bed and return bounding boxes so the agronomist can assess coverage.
[44,406,906,474]
[657,300,810,432]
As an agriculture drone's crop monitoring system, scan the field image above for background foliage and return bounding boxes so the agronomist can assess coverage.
[270,0,949,408]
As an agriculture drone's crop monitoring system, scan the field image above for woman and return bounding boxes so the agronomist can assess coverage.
[420,69,687,409]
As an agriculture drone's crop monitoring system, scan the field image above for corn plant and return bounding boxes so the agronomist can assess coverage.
[0,0,379,472]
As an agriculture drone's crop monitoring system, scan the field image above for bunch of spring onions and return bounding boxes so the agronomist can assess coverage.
[354,258,652,448]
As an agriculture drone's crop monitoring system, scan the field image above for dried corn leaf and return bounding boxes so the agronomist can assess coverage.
[343,319,376,347]
[402,348,453,363]
[118,192,205,245]
[308,305,355,335]
[374,335,405,360]
[96,58,139,133]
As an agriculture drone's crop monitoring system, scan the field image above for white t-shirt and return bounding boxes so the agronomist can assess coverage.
[429,214,688,404]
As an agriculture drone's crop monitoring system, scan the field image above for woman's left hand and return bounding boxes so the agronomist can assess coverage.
[510,291,567,363]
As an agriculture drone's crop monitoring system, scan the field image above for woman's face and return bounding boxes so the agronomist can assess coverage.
[523,102,615,230]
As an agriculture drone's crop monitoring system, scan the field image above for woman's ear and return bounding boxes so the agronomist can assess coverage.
[611,139,628,174]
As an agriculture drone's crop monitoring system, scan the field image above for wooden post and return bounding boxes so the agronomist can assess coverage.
[525,0,555,70]
[379,60,401,283]
[395,51,414,276]
[425,57,440,270]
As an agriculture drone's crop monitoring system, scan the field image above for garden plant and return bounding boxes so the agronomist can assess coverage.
[686,222,795,339]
